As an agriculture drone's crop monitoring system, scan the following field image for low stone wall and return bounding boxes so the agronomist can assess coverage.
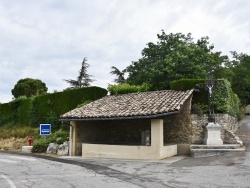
[164,111,240,145]
[191,114,240,144]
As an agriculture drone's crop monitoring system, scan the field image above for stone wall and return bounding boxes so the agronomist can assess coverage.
[191,114,240,144]
[163,91,240,145]
[164,96,192,144]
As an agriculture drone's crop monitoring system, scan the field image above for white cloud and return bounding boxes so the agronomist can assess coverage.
[0,0,249,103]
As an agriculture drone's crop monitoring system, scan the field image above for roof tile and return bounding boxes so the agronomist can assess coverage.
[60,90,193,120]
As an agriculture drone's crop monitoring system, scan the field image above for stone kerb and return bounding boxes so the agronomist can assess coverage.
[21,146,33,153]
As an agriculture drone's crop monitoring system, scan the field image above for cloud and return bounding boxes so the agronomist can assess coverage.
[0,0,249,103]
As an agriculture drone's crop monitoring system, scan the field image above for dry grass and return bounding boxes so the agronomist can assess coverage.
[0,126,39,151]
[0,137,27,151]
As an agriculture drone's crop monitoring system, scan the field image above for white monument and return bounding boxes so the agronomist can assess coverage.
[200,73,224,145]
[203,122,223,145]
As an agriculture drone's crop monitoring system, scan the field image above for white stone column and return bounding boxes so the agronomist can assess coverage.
[151,119,163,157]
[69,124,73,156]
[71,121,78,156]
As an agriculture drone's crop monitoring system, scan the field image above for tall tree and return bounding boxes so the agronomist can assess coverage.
[11,78,47,98]
[229,52,250,105]
[125,31,228,90]
[64,58,94,88]
[110,66,126,84]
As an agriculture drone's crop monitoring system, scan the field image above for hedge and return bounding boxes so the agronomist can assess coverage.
[108,83,151,95]
[170,79,242,119]
[0,86,107,128]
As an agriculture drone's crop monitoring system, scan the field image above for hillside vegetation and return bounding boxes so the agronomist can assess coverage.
[0,86,107,150]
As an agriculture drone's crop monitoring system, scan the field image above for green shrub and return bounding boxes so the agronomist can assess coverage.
[31,140,48,153]
[43,110,61,132]
[0,86,107,129]
[77,100,93,108]
[170,79,205,91]
[108,83,151,95]
[31,130,69,153]
[170,78,243,119]
[191,103,208,114]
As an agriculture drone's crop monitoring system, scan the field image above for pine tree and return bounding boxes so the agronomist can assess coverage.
[64,58,94,88]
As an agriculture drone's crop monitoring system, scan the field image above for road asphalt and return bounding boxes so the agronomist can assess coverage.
[1,116,250,187]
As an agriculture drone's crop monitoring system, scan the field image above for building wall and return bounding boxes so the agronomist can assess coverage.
[164,96,193,144]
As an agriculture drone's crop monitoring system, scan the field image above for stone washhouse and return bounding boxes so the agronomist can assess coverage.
[60,90,240,160]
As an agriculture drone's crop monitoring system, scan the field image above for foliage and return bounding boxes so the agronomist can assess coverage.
[31,140,48,153]
[213,66,235,83]
[110,66,126,84]
[108,83,151,95]
[170,79,243,119]
[213,80,242,119]
[125,31,228,90]
[77,100,93,108]
[31,130,69,153]
[11,78,48,98]
[43,110,61,132]
[191,103,208,115]
[170,79,205,91]
[229,52,250,105]
[0,86,107,128]
[64,58,94,88]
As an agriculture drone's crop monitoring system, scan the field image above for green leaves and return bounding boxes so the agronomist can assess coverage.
[126,31,228,90]
[11,78,48,98]
[230,53,250,105]
[64,58,94,88]
[108,83,151,95]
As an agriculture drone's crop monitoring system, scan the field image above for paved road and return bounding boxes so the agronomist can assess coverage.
[1,116,250,188]
[0,152,142,188]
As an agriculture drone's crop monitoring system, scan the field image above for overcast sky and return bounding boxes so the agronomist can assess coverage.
[0,0,249,103]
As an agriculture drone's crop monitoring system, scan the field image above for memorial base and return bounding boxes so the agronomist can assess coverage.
[203,122,223,145]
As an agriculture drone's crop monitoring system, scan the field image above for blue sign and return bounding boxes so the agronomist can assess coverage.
[40,124,51,135]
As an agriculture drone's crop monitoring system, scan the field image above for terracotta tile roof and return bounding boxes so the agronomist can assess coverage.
[60,90,193,120]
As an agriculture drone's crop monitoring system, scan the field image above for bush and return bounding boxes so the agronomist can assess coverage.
[31,140,48,153]
[31,130,69,153]
[191,103,208,114]
[170,78,243,119]
[108,83,151,95]
[0,86,107,129]
[77,100,93,108]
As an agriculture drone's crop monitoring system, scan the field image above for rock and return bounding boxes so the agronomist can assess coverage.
[46,143,59,154]
[57,142,69,156]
